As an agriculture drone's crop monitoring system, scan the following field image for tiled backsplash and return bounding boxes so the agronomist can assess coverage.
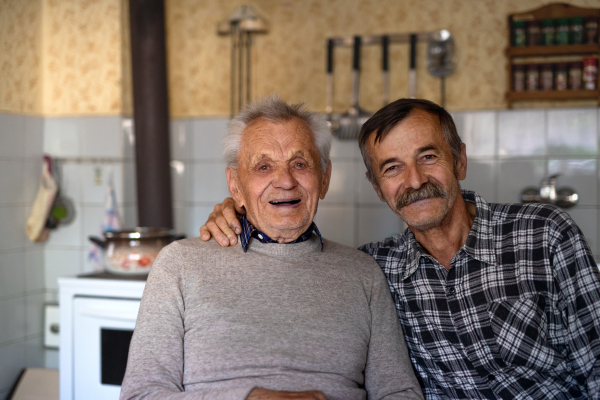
[0,106,599,395]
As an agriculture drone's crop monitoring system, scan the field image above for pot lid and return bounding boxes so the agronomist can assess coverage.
[104,227,176,239]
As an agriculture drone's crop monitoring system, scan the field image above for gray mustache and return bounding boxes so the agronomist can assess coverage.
[396,182,447,209]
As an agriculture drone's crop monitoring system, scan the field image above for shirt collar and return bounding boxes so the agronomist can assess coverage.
[239,215,324,252]
[401,190,496,279]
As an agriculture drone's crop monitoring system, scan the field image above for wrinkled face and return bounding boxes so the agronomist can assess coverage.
[366,109,467,231]
[227,117,331,242]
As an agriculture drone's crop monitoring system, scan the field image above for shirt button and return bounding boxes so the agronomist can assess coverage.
[447,286,456,295]
[488,374,495,381]
[257,234,263,240]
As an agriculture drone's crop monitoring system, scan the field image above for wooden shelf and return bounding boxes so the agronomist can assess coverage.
[507,89,599,101]
[506,44,600,57]
[506,3,600,107]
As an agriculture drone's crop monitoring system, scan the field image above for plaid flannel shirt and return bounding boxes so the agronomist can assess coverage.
[360,190,600,399]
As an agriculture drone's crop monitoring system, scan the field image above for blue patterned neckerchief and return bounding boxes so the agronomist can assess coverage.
[239,215,323,252]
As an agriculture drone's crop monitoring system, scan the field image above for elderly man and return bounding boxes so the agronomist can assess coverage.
[201,98,600,399]
[120,95,423,400]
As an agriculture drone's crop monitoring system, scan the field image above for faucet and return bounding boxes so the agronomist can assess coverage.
[521,174,579,208]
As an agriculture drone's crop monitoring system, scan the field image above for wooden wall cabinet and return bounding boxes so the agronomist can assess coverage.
[506,3,600,108]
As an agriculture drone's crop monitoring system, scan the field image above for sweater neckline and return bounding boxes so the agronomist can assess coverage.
[245,232,323,258]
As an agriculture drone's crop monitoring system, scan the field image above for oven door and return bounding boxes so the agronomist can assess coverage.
[73,297,140,400]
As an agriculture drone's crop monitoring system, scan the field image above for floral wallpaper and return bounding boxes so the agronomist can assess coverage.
[1,0,599,116]
[0,0,43,114]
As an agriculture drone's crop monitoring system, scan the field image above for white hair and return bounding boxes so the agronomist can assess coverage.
[223,94,332,172]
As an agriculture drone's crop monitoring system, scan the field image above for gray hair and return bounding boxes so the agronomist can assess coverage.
[223,94,332,172]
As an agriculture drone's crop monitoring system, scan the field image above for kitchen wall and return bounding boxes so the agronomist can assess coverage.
[1,0,600,397]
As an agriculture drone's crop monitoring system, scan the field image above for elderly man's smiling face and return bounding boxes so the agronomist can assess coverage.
[226,117,331,242]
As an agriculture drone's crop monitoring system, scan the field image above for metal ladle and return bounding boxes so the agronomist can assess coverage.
[427,29,455,107]
[334,36,372,140]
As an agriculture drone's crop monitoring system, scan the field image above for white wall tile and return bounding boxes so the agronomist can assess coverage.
[25,336,45,369]
[0,252,26,298]
[170,119,192,160]
[122,118,135,159]
[0,341,26,391]
[82,205,107,241]
[0,296,26,343]
[454,111,496,157]
[45,348,59,369]
[122,161,137,205]
[22,160,43,207]
[313,205,356,247]
[358,205,404,246]
[191,118,229,160]
[55,162,82,203]
[192,162,230,203]
[80,163,124,204]
[190,206,217,240]
[0,113,25,159]
[0,207,27,251]
[44,249,82,290]
[43,118,80,157]
[24,116,44,160]
[547,108,597,156]
[173,206,190,238]
[548,159,596,206]
[330,136,360,159]
[46,204,82,247]
[0,161,24,204]
[498,110,545,156]
[322,160,355,204]
[25,249,44,293]
[356,163,383,204]
[79,116,123,158]
[171,161,192,203]
[497,159,546,204]
[120,205,138,229]
[25,293,45,336]
[461,160,496,203]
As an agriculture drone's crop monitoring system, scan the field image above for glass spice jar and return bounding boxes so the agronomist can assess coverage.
[555,63,568,90]
[570,17,584,44]
[527,21,541,46]
[540,64,554,90]
[513,20,527,47]
[513,65,525,92]
[526,64,540,91]
[556,18,570,45]
[583,57,598,90]
[569,62,583,90]
[542,19,555,45]
[585,17,599,44]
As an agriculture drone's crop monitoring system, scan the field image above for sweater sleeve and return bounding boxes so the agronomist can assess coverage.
[363,265,424,400]
[119,242,256,400]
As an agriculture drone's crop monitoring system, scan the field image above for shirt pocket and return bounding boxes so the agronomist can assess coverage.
[486,294,560,371]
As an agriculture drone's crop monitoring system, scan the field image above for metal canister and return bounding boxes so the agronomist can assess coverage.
[570,17,584,44]
[583,57,598,90]
[541,64,554,91]
[542,19,555,45]
[513,65,525,92]
[555,18,570,45]
[555,63,568,91]
[569,62,583,90]
[526,64,540,91]
[513,20,527,47]
[585,17,599,44]
[527,21,541,46]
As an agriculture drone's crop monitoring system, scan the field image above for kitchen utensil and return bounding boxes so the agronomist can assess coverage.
[382,35,390,106]
[427,30,455,107]
[409,33,417,98]
[335,36,373,140]
[325,38,340,132]
[89,228,184,275]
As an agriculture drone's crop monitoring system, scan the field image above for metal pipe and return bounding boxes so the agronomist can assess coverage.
[129,0,173,229]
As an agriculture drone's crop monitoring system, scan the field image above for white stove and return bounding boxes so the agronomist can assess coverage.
[59,274,147,400]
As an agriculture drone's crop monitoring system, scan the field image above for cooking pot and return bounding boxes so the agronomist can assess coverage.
[89,228,183,275]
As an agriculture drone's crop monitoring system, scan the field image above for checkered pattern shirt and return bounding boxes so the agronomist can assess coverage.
[359,190,600,399]
[239,215,323,252]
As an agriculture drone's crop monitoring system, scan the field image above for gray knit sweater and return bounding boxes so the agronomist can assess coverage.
[120,235,423,400]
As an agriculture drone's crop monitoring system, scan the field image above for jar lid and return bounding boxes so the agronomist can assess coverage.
[527,64,539,70]
[514,64,525,71]
[513,20,526,27]
[527,20,540,27]
[556,62,568,68]
[557,18,569,24]
[571,17,584,23]
[542,63,553,68]
[104,227,176,239]
[542,19,555,26]
[570,62,583,68]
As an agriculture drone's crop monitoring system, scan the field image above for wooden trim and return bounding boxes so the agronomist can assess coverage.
[507,89,599,101]
[506,44,600,57]
[511,3,600,22]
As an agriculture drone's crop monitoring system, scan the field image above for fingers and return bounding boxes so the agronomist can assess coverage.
[222,205,242,236]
